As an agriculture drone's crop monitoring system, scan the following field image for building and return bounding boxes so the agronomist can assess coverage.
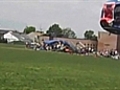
[0,29,10,39]
[97,31,118,51]
[116,35,120,53]
[4,31,19,42]
[97,31,120,53]
[27,32,44,42]
[3,31,32,43]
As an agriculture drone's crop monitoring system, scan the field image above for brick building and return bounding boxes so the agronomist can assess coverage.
[97,32,118,51]
[117,35,120,53]
[97,31,120,53]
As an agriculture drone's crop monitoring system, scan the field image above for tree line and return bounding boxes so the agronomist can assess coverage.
[23,23,97,41]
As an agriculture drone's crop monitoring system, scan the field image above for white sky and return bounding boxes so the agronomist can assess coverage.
[0,0,106,38]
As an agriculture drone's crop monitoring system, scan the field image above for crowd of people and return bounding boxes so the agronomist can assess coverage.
[26,40,74,53]
[26,40,96,54]
[98,49,119,59]
[25,40,120,60]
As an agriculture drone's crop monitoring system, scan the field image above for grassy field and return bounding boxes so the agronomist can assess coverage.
[0,44,120,90]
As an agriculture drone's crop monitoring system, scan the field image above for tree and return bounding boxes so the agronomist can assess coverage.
[23,26,36,34]
[84,30,97,40]
[62,28,77,38]
[46,24,62,37]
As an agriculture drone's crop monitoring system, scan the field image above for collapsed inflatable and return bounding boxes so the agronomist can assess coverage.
[100,0,120,34]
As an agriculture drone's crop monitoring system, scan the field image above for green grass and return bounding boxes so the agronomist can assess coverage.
[0,44,120,90]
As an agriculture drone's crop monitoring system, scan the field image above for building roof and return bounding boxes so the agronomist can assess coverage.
[0,28,17,36]
[0,30,10,35]
[3,30,33,43]
[10,31,33,43]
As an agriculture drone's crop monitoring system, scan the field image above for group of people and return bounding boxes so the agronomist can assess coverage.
[25,40,97,55]
[99,49,119,59]
[26,40,73,54]
[26,40,120,60]
[43,41,73,53]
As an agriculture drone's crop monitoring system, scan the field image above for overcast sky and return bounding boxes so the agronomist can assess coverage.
[0,0,106,38]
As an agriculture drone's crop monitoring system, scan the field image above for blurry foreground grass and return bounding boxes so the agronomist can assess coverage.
[0,44,120,90]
